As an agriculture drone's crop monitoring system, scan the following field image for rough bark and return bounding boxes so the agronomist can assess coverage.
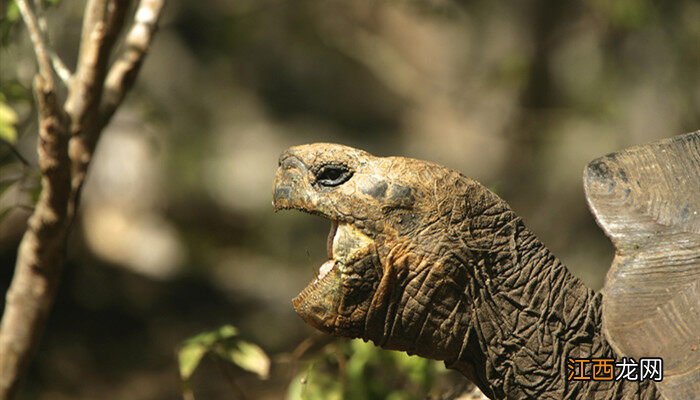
[0,1,163,398]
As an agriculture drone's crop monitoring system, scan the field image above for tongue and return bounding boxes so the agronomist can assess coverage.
[318,260,335,280]
[326,220,338,259]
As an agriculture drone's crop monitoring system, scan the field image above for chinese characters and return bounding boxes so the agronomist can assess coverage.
[567,357,663,382]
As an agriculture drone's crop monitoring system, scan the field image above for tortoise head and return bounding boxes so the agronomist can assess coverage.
[273,143,482,342]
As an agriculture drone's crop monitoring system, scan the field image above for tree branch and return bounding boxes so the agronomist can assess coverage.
[65,0,130,210]
[0,74,71,400]
[0,1,164,397]
[15,0,54,86]
[32,0,73,84]
[100,0,164,127]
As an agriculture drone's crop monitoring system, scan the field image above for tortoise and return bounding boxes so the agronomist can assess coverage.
[272,131,700,399]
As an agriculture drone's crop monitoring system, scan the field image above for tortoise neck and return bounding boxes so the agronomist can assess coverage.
[455,215,609,398]
[367,189,660,399]
[447,201,660,399]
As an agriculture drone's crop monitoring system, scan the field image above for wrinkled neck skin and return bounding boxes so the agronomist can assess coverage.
[363,187,659,400]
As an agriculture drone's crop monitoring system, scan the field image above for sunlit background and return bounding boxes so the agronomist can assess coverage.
[1,0,699,398]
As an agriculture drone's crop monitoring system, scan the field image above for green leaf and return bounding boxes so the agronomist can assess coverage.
[0,101,18,144]
[42,0,63,7]
[0,80,32,102]
[177,326,239,382]
[286,338,450,400]
[181,324,239,349]
[216,339,270,379]
[1,1,22,46]
[214,324,238,339]
[2,1,20,23]
[177,324,270,386]
[177,342,207,381]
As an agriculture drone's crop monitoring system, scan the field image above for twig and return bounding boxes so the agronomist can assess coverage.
[100,0,164,126]
[15,0,53,85]
[65,0,130,126]
[31,0,48,33]
[0,140,31,167]
[32,0,72,84]
[49,50,72,84]
[64,0,130,213]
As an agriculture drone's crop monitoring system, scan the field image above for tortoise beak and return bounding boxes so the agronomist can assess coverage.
[273,153,311,211]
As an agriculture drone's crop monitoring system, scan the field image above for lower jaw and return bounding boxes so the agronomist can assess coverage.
[292,220,378,335]
[294,260,337,303]
[293,219,342,316]
[292,259,343,334]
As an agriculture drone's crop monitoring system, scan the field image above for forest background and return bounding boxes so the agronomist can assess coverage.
[1,0,699,398]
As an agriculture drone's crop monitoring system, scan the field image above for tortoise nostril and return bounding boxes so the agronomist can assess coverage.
[279,153,305,171]
[274,186,291,202]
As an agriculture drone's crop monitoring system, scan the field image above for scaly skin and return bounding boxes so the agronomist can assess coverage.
[273,143,660,399]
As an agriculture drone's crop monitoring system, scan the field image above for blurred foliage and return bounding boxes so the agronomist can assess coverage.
[0,87,36,225]
[0,0,62,46]
[0,0,21,46]
[587,0,654,29]
[178,325,270,397]
[0,97,18,143]
[0,0,37,226]
[288,339,447,400]
[178,327,454,399]
[0,79,31,103]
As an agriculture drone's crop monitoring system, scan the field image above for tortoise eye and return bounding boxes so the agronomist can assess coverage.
[316,164,352,187]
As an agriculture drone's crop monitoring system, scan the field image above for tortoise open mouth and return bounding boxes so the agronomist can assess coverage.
[320,220,338,279]
[294,218,373,294]
[292,220,341,307]
[271,149,376,332]
[291,217,374,332]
